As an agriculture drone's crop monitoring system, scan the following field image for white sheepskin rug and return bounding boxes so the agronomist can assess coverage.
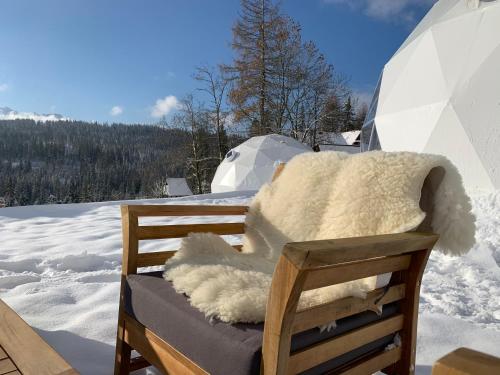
[164,151,476,323]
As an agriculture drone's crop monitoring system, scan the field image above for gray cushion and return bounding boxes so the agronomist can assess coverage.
[125,272,398,375]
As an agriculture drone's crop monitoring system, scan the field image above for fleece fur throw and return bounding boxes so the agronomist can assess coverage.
[164,151,476,323]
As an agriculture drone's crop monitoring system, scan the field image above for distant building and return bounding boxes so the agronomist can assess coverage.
[166,178,193,197]
[316,130,361,154]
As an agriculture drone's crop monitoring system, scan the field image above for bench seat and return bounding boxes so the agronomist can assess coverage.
[125,271,398,375]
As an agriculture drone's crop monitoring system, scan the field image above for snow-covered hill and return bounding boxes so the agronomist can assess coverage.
[0,190,499,374]
[0,106,68,122]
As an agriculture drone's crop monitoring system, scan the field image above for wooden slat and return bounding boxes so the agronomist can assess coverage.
[125,204,248,217]
[303,255,411,291]
[338,347,402,375]
[0,299,78,375]
[0,348,7,361]
[123,314,208,375]
[432,347,500,375]
[137,251,177,267]
[137,244,244,267]
[0,358,16,374]
[292,284,406,333]
[288,314,404,374]
[284,232,438,269]
[137,222,245,240]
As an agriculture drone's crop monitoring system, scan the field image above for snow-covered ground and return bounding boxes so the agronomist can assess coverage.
[0,190,499,374]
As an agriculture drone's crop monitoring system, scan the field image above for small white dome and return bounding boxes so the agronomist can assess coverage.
[211,134,312,193]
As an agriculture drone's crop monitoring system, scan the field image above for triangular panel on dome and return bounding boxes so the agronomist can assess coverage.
[379,31,449,114]
[462,5,500,77]
[219,164,238,188]
[431,11,482,91]
[369,125,381,151]
[379,32,428,108]
[394,0,458,56]
[361,75,382,151]
[375,101,448,152]
[423,103,494,189]
[452,45,500,187]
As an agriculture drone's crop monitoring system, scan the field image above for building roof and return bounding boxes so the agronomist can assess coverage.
[166,178,193,196]
[341,131,361,145]
[317,131,361,146]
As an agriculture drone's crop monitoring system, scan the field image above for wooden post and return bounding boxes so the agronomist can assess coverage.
[394,248,432,375]
[261,256,307,375]
[114,206,139,375]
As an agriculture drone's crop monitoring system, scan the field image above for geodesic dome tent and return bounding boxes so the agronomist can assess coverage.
[362,0,500,190]
[211,134,312,193]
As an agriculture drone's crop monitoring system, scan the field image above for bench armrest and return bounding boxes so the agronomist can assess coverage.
[283,232,439,270]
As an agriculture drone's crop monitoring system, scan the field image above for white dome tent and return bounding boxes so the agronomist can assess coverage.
[362,0,500,190]
[211,134,311,193]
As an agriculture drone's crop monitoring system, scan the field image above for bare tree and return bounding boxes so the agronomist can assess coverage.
[226,0,351,144]
[225,0,281,135]
[173,96,217,194]
[150,177,168,198]
[267,16,302,134]
[195,65,229,161]
[283,39,350,146]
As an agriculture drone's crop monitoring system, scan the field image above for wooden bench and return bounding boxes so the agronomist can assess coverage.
[432,348,500,375]
[0,299,79,375]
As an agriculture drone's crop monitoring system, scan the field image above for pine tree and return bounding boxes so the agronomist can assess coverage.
[342,96,355,132]
[353,102,368,131]
[320,95,343,133]
[226,0,281,135]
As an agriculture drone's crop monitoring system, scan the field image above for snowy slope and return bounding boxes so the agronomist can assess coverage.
[0,106,68,122]
[0,190,499,374]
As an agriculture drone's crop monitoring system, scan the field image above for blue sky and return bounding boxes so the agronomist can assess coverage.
[0,0,436,124]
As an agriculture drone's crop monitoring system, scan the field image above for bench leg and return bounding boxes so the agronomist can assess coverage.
[115,316,132,375]
[382,363,397,374]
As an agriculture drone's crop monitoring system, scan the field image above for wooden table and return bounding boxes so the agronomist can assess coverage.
[0,299,79,375]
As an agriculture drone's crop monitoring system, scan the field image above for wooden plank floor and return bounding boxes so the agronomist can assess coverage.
[0,345,21,375]
[0,299,79,375]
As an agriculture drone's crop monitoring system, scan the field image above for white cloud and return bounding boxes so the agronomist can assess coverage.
[324,0,436,23]
[110,105,123,116]
[151,95,181,118]
[0,83,8,92]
